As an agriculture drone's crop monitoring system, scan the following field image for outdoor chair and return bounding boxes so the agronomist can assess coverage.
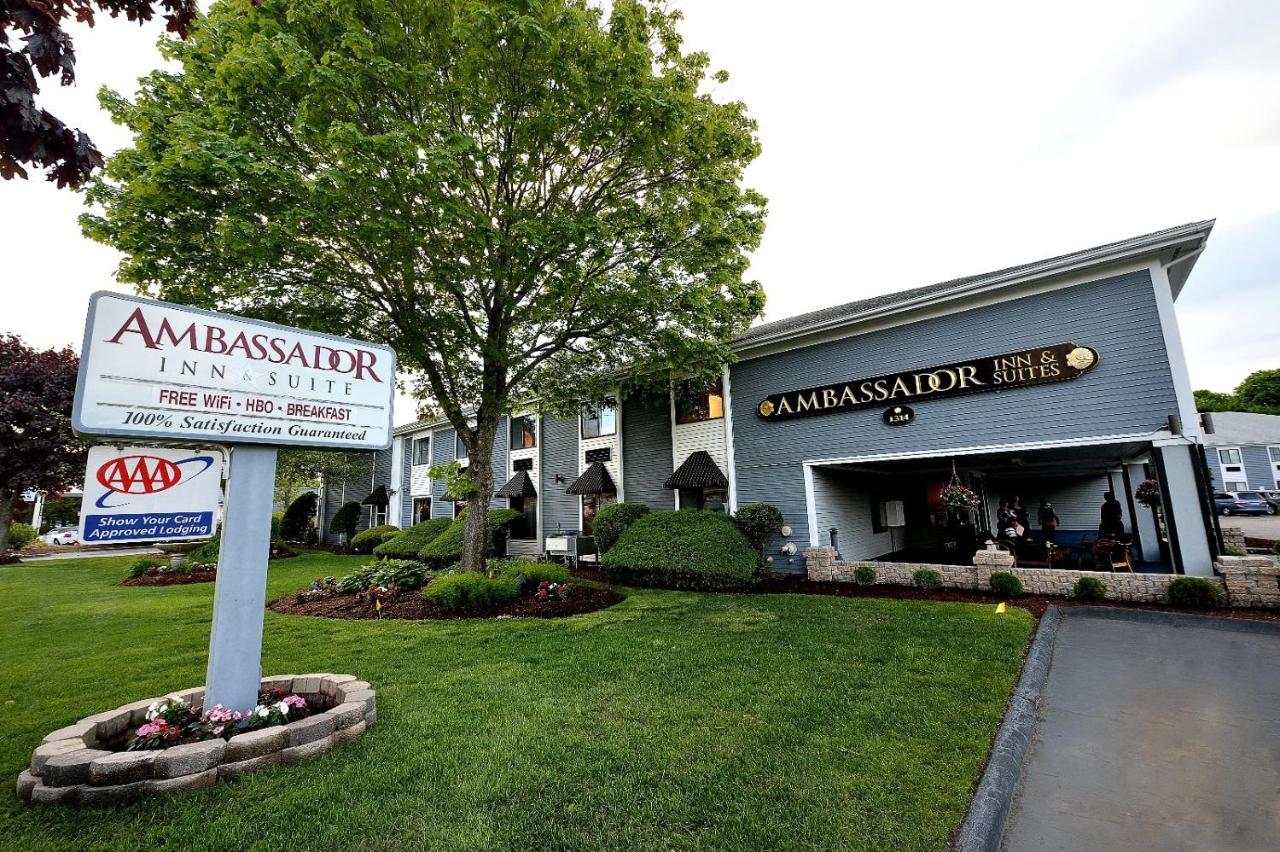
[1079,538,1134,573]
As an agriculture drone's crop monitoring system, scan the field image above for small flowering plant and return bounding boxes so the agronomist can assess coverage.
[533,579,575,602]
[126,688,311,751]
[940,483,980,513]
[1135,479,1161,507]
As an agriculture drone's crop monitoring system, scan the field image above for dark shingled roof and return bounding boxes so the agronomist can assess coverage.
[361,485,389,507]
[565,461,617,495]
[494,470,537,498]
[733,220,1215,348]
[663,451,729,490]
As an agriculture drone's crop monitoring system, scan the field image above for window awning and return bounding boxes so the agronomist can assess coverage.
[361,485,389,507]
[565,461,617,495]
[495,470,537,498]
[663,451,729,490]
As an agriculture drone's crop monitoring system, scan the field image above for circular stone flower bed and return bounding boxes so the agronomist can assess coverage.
[270,584,621,621]
[17,674,376,807]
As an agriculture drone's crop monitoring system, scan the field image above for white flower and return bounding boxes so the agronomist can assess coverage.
[275,701,289,717]
[256,705,271,718]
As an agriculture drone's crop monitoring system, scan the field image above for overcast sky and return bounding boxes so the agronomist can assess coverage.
[4,0,1278,427]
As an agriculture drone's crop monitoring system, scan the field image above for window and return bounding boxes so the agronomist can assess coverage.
[1219,448,1243,466]
[455,432,468,461]
[509,496,537,540]
[581,400,616,438]
[412,497,432,524]
[678,487,727,512]
[510,415,537,450]
[1269,446,1280,463]
[675,379,725,424]
[370,506,388,527]
[581,493,615,535]
[412,436,431,466]
[1225,482,1248,492]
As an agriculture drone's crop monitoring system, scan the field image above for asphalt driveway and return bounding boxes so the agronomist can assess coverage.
[1222,513,1280,544]
[1002,608,1280,852]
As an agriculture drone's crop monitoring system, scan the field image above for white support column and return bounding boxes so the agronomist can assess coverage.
[1157,444,1214,576]
[205,444,277,712]
[1127,462,1161,563]
[722,364,738,513]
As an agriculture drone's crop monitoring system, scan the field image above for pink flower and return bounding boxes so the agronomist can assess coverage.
[283,695,306,709]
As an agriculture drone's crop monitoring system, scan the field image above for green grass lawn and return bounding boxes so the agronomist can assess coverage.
[0,553,1033,851]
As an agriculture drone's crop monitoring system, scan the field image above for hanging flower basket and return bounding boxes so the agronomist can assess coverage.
[1135,479,1161,508]
[940,483,980,513]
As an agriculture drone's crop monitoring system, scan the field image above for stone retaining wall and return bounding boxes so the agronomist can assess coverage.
[17,674,376,807]
[1222,526,1246,554]
[804,546,1278,608]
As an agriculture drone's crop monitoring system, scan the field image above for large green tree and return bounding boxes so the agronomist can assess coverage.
[1194,368,1280,416]
[82,0,765,569]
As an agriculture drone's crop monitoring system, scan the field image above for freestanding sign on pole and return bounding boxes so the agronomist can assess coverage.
[73,292,395,712]
[79,445,225,543]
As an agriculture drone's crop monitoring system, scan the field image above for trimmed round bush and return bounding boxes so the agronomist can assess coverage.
[351,524,400,554]
[853,565,876,586]
[1074,576,1107,602]
[733,503,784,557]
[600,510,758,590]
[424,572,519,611]
[989,571,1024,598]
[374,517,451,559]
[7,522,36,549]
[418,508,522,569]
[281,492,318,540]
[487,559,570,586]
[912,568,943,590]
[593,502,650,554]
[329,501,362,539]
[1167,576,1224,609]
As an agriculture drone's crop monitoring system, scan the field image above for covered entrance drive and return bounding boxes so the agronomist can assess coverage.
[803,436,1219,576]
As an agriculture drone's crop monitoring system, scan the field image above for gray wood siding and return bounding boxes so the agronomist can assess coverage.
[488,416,509,510]
[729,270,1179,552]
[1242,446,1276,490]
[320,453,375,539]
[812,468,892,561]
[987,475,1113,532]
[622,393,675,511]
[430,427,455,518]
[540,413,579,534]
[399,436,413,524]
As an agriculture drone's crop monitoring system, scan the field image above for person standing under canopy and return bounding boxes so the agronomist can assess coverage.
[1038,499,1060,544]
[1099,491,1125,537]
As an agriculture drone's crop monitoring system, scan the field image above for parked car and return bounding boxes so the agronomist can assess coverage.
[1258,489,1280,510]
[40,527,80,546]
[1214,492,1275,516]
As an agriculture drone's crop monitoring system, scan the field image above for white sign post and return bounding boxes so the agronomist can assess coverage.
[73,292,395,713]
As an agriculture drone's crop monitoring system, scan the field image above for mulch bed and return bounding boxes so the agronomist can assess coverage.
[269,586,622,621]
[119,571,217,587]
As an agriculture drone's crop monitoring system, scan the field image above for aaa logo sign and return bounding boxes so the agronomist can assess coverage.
[81,446,225,543]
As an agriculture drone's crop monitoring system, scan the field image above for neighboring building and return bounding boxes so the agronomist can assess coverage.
[1202,412,1280,491]
[323,221,1223,575]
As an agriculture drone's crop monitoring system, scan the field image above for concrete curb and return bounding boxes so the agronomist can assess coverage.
[954,606,1061,852]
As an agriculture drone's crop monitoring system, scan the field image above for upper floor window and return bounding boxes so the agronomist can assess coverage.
[581,400,616,439]
[510,415,537,450]
[675,378,724,424]
[412,436,431,466]
[1219,448,1242,466]
[455,432,468,460]
[1269,446,1280,463]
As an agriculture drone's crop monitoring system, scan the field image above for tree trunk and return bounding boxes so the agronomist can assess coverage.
[459,416,498,571]
[0,490,14,552]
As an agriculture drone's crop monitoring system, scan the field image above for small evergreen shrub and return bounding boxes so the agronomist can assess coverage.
[418,509,522,569]
[1074,576,1107,601]
[853,565,876,586]
[128,557,167,578]
[281,492,318,540]
[424,572,519,611]
[329,501,362,539]
[351,524,400,554]
[374,517,451,559]
[733,503,785,559]
[487,559,570,586]
[188,534,220,564]
[989,571,1024,598]
[270,513,284,540]
[912,568,943,590]
[1223,546,1246,557]
[6,522,36,549]
[600,511,758,590]
[593,502,650,554]
[1167,576,1224,609]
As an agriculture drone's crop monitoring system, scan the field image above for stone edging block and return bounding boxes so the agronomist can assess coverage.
[17,673,376,807]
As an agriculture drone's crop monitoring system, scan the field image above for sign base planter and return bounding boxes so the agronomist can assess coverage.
[17,674,375,807]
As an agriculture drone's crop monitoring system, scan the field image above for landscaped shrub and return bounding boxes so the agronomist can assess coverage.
[270,513,284,540]
[423,572,519,611]
[351,524,400,554]
[373,517,452,559]
[128,557,167,578]
[1074,576,1107,602]
[418,509,522,569]
[339,558,431,593]
[329,501,362,540]
[6,522,36,549]
[989,571,1024,598]
[281,492,318,540]
[853,565,876,586]
[487,559,570,586]
[600,510,758,590]
[912,568,943,590]
[733,503,784,560]
[1167,576,1224,609]
[188,534,220,563]
[1223,546,1246,557]
[593,502,650,554]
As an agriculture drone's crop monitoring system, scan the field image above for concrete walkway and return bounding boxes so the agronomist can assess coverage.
[1003,608,1280,852]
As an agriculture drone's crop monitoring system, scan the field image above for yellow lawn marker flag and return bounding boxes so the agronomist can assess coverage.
[994,602,1006,614]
